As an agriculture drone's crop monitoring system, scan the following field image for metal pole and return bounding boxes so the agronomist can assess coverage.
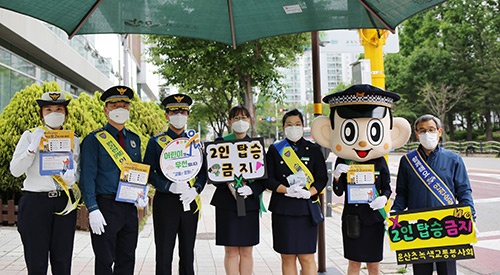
[312,31,326,273]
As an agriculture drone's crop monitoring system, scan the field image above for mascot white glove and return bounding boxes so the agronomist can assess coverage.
[27,128,45,153]
[333,164,350,179]
[180,187,198,205]
[60,169,76,187]
[89,210,107,235]
[237,185,253,196]
[135,195,149,209]
[369,196,388,210]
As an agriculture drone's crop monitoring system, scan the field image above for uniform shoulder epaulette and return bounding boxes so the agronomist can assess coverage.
[153,131,167,138]
[90,127,105,135]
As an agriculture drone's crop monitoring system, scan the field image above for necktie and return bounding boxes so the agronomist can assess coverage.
[118,130,126,150]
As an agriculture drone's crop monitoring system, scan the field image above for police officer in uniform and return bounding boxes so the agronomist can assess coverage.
[143,93,207,275]
[11,91,79,275]
[80,86,146,275]
[264,109,328,275]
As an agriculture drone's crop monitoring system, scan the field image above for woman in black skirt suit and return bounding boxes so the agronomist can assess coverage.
[263,109,328,275]
[210,105,266,275]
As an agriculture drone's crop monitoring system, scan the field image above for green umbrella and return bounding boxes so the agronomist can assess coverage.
[0,0,445,48]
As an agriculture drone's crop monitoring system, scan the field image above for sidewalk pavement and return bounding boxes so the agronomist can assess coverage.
[0,183,474,275]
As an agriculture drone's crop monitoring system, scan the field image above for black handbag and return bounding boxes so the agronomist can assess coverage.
[307,200,324,225]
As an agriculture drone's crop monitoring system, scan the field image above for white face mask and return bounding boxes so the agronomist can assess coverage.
[232,120,250,133]
[169,114,188,129]
[285,126,304,142]
[109,108,130,124]
[44,112,66,129]
[419,132,439,150]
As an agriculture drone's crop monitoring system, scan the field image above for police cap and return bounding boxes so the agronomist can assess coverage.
[36,91,71,107]
[161,93,192,111]
[323,84,400,108]
[100,85,134,103]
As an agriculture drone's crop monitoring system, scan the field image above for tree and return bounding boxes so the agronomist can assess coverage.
[145,34,310,137]
[419,83,467,142]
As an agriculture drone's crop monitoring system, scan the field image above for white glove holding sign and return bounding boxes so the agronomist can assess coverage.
[169,181,189,194]
[60,169,76,187]
[27,128,45,153]
[237,185,253,196]
[369,196,388,210]
[333,164,350,179]
[89,210,107,235]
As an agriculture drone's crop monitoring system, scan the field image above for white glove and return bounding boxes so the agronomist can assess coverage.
[89,210,107,235]
[296,189,311,199]
[286,184,303,194]
[333,164,350,179]
[135,195,149,209]
[60,169,76,187]
[169,182,189,194]
[369,196,388,210]
[285,188,310,199]
[27,128,45,153]
[180,187,198,205]
[237,185,253,196]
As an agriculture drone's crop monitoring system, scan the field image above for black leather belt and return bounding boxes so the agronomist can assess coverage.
[23,190,62,198]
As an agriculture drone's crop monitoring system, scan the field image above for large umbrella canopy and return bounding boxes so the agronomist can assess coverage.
[1,0,445,47]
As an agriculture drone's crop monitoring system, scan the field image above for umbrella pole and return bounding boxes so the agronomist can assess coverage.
[312,31,327,273]
[227,0,237,49]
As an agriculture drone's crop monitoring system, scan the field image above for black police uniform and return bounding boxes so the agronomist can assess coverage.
[264,138,328,254]
[334,157,391,262]
[143,93,207,275]
[80,86,141,275]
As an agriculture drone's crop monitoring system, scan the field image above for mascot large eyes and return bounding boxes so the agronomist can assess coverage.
[341,119,358,145]
[367,119,383,146]
[310,84,412,163]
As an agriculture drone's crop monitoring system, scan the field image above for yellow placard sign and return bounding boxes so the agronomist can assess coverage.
[347,164,375,184]
[387,205,477,251]
[39,130,74,152]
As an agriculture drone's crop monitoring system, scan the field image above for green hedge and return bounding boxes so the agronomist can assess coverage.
[0,82,167,200]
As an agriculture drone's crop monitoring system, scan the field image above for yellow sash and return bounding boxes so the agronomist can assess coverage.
[94,129,132,169]
[155,133,201,215]
[275,140,314,189]
[34,126,81,215]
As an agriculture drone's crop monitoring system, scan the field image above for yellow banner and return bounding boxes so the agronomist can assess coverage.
[387,205,477,251]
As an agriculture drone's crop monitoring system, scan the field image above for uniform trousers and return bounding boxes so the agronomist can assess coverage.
[17,192,76,275]
[413,261,457,275]
[153,191,199,275]
[91,196,138,275]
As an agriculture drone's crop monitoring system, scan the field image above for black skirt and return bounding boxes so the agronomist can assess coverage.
[215,207,259,246]
[342,219,385,262]
[272,213,318,254]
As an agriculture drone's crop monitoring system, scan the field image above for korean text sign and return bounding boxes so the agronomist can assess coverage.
[205,138,266,183]
[388,205,476,264]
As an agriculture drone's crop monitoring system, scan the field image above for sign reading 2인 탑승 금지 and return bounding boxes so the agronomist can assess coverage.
[387,205,477,264]
[205,137,267,183]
